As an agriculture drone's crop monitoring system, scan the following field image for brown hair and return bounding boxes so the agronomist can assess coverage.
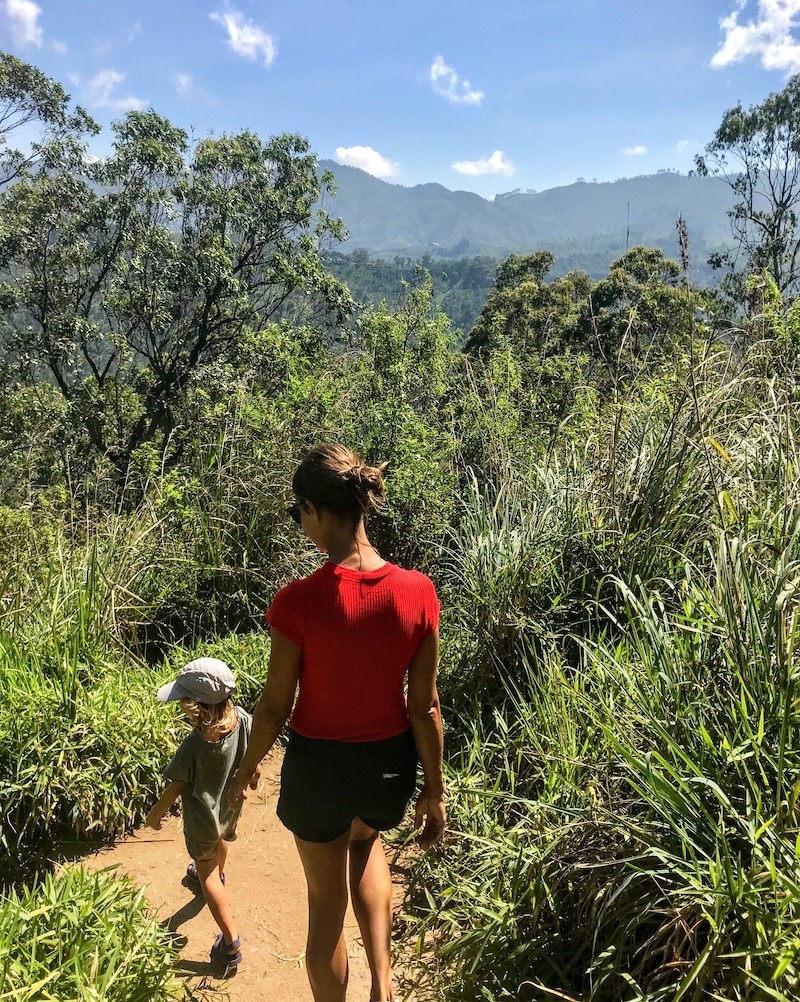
[292,444,386,526]
[180,697,237,739]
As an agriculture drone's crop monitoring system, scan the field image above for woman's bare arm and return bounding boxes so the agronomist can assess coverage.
[229,627,301,806]
[407,628,445,849]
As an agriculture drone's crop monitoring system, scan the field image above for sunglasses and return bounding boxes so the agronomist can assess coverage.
[287,500,304,524]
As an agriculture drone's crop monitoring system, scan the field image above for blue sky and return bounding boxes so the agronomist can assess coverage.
[3,0,800,198]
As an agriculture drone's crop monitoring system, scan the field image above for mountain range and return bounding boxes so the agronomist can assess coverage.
[319,161,736,278]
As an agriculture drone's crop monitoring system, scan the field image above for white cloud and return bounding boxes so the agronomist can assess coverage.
[84,70,147,112]
[334,145,399,178]
[451,150,515,176]
[50,39,67,54]
[712,0,800,73]
[173,72,211,102]
[430,55,484,106]
[4,0,43,47]
[127,21,141,43]
[210,6,277,66]
[621,144,648,155]
[676,139,701,152]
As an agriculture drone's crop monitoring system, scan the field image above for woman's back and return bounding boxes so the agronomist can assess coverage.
[268,561,439,741]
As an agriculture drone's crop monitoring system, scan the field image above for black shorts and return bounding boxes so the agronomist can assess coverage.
[277,728,418,843]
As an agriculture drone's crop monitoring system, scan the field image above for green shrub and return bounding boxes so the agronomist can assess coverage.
[404,519,800,1001]
[0,656,173,882]
[0,629,271,884]
[0,867,187,1000]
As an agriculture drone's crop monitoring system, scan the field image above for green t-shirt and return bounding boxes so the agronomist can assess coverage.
[165,706,253,845]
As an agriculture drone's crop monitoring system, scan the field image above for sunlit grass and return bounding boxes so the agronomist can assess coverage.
[408,356,800,1000]
[0,867,188,1000]
[2,328,800,998]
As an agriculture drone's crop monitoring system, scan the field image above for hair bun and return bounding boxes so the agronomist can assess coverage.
[348,463,386,493]
[293,444,387,522]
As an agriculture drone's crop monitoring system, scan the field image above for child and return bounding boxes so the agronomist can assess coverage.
[146,656,258,978]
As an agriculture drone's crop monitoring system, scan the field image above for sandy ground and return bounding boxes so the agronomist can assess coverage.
[79,750,420,1002]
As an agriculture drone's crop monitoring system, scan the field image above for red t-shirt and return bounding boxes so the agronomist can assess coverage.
[266,561,440,742]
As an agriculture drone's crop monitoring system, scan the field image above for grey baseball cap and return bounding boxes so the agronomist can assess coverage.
[157,657,236,704]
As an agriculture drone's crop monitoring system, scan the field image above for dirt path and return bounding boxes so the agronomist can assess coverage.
[80,750,418,1001]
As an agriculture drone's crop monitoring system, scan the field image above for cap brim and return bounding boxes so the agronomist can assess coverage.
[157,681,184,701]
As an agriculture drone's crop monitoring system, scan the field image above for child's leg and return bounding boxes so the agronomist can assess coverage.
[195,850,238,952]
[216,838,229,881]
[188,838,229,883]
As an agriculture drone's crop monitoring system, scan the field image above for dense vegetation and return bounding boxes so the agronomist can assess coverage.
[3,51,800,1000]
[324,249,497,334]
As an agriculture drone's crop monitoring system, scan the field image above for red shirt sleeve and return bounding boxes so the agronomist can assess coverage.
[266,581,304,647]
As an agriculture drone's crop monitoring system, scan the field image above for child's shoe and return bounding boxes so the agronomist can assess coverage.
[210,933,241,978]
[185,861,225,886]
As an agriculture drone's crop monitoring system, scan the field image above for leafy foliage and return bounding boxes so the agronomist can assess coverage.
[405,386,800,999]
[0,107,353,484]
[3,53,800,1002]
[0,51,98,187]
[696,73,800,298]
[0,868,187,1000]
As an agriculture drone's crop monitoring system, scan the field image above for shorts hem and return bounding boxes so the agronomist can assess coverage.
[283,820,353,843]
[185,830,238,861]
[277,728,417,844]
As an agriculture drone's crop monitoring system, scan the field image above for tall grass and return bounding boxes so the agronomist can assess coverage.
[440,376,733,700]
[407,358,800,1000]
[0,650,171,880]
[407,526,800,999]
[0,501,273,884]
[0,867,188,1000]
[3,312,800,999]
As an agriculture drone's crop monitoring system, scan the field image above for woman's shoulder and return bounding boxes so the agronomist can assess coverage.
[388,564,439,596]
[390,563,435,583]
[272,565,327,601]
[267,566,329,625]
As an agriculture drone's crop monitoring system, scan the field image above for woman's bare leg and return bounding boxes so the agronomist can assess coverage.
[294,831,351,1002]
[349,819,394,1001]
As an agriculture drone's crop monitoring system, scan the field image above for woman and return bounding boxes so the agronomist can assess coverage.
[229,443,445,1002]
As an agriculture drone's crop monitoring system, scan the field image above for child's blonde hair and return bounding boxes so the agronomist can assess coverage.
[180,696,237,737]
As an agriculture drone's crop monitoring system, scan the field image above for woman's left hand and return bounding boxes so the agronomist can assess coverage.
[414,790,446,849]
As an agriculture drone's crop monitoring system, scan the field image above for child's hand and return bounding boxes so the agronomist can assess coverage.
[145,808,163,831]
[229,764,260,808]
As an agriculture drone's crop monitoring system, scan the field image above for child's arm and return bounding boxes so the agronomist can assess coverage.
[146,781,185,830]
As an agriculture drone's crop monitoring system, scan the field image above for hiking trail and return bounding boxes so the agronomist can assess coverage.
[81,750,419,1001]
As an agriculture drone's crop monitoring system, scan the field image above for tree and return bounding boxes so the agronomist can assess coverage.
[348,271,456,563]
[695,75,800,296]
[0,52,97,187]
[0,104,353,484]
[583,246,694,374]
[464,250,590,357]
[462,251,594,448]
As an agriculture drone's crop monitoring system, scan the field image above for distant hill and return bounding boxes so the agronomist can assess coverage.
[318,162,735,280]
